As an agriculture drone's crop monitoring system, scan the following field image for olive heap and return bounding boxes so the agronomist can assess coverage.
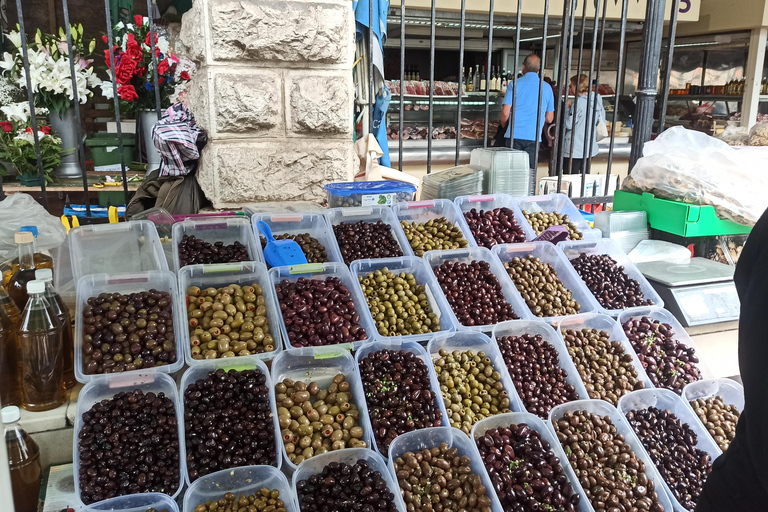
[187,284,276,360]
[569,253,654,310]
[194,489,286,512]
[358,268,441,337]
[462,207,527,249]
[553,410,665,512]
[394,443,493,512]
[433,348,512,434]
[497,334,580,418]
[275,277,368,348]
[626,407,712,511]
[295,459,399,512]
[81,290,177,375]
[622,316,701,394]
[260,233,329,264]
[503,255,581,318]
[276,374,367,466]
[184,368,276,481]
[78,390,181,504]
[476,424,580,512]
[359,349,443,455]
[146,509,170,512]
[690,396,740,451]
[400,218,469,256]
[177,234,251,268]
[522,211,582,240]
[333,220,404,265]
[432,260,518,327]
[561,328,644,405]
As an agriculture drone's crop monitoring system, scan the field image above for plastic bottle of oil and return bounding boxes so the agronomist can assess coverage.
[35,269,75,390]
[0,284,20,326]
[3,406,42,512]
[8,232,37,311]
[2,227,53,290]
[0,305,20,407]
[18,280,64,412]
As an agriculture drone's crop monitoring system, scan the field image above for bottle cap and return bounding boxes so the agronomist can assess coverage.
[35,269,53,282]
[15,232,34,244]
[27,280,45,294]
[1,406,20,424]
[20,226,39,237]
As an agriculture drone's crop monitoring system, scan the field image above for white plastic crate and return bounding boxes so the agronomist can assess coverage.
[454,193,536,243]
[325,206,414,265]
[183,466,297,512]
[392,199,477,253]
[171,217,260,272]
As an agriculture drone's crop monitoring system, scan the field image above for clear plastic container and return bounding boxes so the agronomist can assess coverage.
[514,193,595,238]
[454,194,536,243]
[492,242,602,322]
[548,399,675,512]
[387,427,503,512]
[617,388,722,512]
[291,448,407,512]
[349,257,455,344]
[683,378,745,413]
[354,340,450,460]
[324,181,417,208]
[171,217,261,272]
[270,347,373,473]
[392,199,477,253]
[183,466,296,512]
[73,372,186,505]
[423,247,532,332]
[594,210,648,237]
[490,320,590,415]
[325,206,414,264]
[82,492,179,512]
[559,238,665,316]
[178,262,283,365]
[74,271,186,384]
[268,263,376,352]
[469,412,590,512]
[68,221,168,283]
[179,358,282,486]
[251,212,344,266]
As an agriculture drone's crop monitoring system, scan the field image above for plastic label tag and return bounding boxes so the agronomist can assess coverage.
[314,350,346,360]
[406,201,435,209]
[108,373,156,388]
[270,215,303,223]
[194,222,229,230]
[108,276,150,285]
[203,263,243,273]
[218,363,255,372]
[342,208,372,216]
[362,193,395,206]
[468,195,493,202]
[290,263,325,274]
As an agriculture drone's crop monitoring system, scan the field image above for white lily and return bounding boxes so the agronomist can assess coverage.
[1,102,30,124]
[7,32,22,48]
[0,52,14,72]
[98,81,115,100]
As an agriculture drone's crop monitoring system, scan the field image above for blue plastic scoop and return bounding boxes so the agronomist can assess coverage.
[257,221,308,267]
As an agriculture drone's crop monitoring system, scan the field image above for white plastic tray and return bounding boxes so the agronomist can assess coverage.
[548,399,675,512]
[251,212,344,266]
[183,465,298,512]
[172,217,261,273]
[513,193,596,239]
[683,378,745,446]
[81,492,179,512]
[454,193,537,243]
[392,199,477,253]
[325,206,414,265]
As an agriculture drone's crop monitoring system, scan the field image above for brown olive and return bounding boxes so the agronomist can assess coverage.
[194,488,286,512]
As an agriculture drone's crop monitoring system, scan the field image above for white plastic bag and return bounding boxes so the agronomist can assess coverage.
[717,125,749,146]
[628,240,691,265]
[0,194,67,259]
[625,126,768,226]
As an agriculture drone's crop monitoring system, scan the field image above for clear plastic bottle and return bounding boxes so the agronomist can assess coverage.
[18,280,64,412]
[0,284,20,326]
[8,232,37,311]
[3,406,42,512]
[0,305,20,407]
[35,269,75,390]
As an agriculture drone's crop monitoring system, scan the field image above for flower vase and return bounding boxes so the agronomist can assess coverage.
[48,108,84,178]
[140,110,161,171]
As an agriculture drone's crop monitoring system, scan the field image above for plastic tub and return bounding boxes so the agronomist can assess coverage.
[324,181,417,208]
[251,212,344,267]
[492,242,602,322]
[81,492,179,512]
[171,217,261,273]
[183,466,297,512]
[514,193,595,239]
[490,320,590,417]
[617,388,722,512]
[387,427,503,512]
[392,199,477,253]
[469,412,589,512]
[423,247,532,332]
[548,399,675,512]
[559,238,665,316]
[270,348,373,474]
[454,193,536,243]
[73,372,186,506]
[349,256,455,344]
[683,378,745,447]
[178,262,283,365]
[69,221,168,283]
[74,271,186,384]
[325,206,414,264]
[268,262,375,352]
[355,340,450,459]
[291,448,407,512]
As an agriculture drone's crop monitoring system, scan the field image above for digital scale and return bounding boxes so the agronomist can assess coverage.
[637,257,740,331]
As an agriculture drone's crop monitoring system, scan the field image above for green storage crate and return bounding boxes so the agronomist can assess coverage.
[85,133,136,168]
[613,190,751,237]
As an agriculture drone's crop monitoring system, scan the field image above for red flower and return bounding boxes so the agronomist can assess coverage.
[135,67,146,77]
[180,71,190,81]
[0,121,12,133]
[117,84,139,101]
[102,35,109,44]
[115,56,138,85]
[157,59,169,76]
[103,46,119,69]
[134,15,144,27]
[126,34,143,61]
[25,127,32,133]
[40,125,51,135]
[144,31,158,47]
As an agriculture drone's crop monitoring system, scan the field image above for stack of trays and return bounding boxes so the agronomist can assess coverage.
[470,147,533,196]
[595,210,649,254]
[420,165,485,201]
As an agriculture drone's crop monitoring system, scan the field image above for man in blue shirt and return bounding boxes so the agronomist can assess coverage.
[500,54,555,169]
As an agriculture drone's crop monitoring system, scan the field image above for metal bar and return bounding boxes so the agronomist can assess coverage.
[398,7,405,172]
[572,195,612,205]
[657,0,680,134]
[630,0,666,168]
[605,0,629,189]
[551,0,573,180]
[146,2,162,120]
[555,0,577,192]
[368,0,374,135]
[482,0,495,147]
[104,0,130,204]
[585,0,609,182]
[62,0,90,217]
[426,0,436,174]
[531,0,550,174]
[507,0,522,148]
[15,0,48,210]
[579,0,602,197]
[567,0,589,181]
[455,0,466,165]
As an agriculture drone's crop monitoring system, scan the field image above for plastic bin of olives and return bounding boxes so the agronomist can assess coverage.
[392,199,476,256]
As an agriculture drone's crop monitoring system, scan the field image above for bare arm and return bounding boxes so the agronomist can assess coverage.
[501,104,511,126]
[546,111,554,124]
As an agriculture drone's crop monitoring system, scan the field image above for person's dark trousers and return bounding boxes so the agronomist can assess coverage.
[511,139,536,169]
[562,157,588,175]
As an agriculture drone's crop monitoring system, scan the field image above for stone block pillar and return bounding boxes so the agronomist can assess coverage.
[180,0,356,208]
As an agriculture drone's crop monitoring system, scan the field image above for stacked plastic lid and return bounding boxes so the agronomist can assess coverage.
[470,148,533,197]
[420,165,485,201]
[595,210,649,254]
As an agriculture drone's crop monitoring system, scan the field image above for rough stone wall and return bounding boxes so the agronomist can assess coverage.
[180,0,356,208]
